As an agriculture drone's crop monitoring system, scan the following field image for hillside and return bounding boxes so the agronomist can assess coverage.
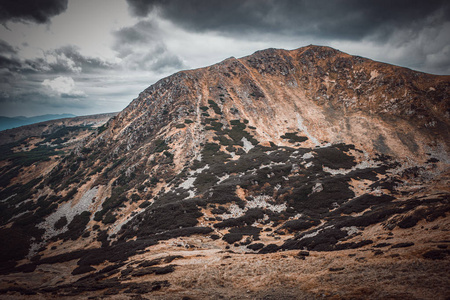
[0,45,449,299]
[0,112,118,145]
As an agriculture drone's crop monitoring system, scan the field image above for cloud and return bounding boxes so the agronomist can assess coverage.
[42,76,86,98]
[112,20,185,72]
[0,42,114,75]
[0,39,16,54]
[0,0,68,25]
[41,45,115,73]
[126,0,449,40]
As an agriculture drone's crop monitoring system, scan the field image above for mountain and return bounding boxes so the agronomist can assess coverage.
[0,45,449,299]
[0,114,76,131]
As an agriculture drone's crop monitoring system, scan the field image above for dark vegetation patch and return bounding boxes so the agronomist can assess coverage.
[72,265,95,275]
[175,124,186,128]
[258,244,279,254]
[374,243,391,248]
[138,256,182,268]
[282,218,320,232]
[57,211,91,241]
[391,242,414,248]
[205,121,223,131]
[152,139,169,153]
[281,227,348,251]
[214,209,264,229]
[0,141,63,167]
[286,176,355,216]
[54,216,68,229]
[119,199,205,240]
[204,185,241,208]
[422,249,450,260]
[208,99,222,115]
[397,215,420,228]
[0,166,21,188]
[331,194,395,215]
[222,233,243,244]
[193,172,219,192]
[396,203,449,228]
[39,126,90,145]
[247,243,264,251]
[196,142,231,169]
[281,132,308,143]
[226,120,258,146]
[211,206,228,214]
[313,144,356,169]
[213,135,233,146]
[223,226,261,244]
[131,265,176,277]
[0,227,31,266]
[94,186,128,223]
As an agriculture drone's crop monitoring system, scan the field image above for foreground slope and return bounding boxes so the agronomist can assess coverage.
[0,45,449,299]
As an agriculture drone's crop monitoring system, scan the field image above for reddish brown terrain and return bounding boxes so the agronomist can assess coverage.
[0,45,449,299]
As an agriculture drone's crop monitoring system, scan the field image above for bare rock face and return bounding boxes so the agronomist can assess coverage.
[0,45,449,299]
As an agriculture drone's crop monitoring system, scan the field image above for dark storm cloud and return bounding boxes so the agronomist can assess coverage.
[0,42,114,75]
[0,40,16,54]
[43,46,115,73]
[0,0,68,24]
[0,40,22,80]
[113,20,185,72]
[126,0,450,41]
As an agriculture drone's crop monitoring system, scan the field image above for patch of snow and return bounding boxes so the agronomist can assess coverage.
[179,177,196,190]
[0,193,17,203]
[301,229,321,239]
[189,164,209,175]
[38,186,100,240]
[246,195,287,213]
[323,160,379,175]
[300,225,334,240]
[221,204,246,219]
[217,174,230,184]
[310,182,323,194]
[302,152,314,159]
[177,164,210,199]
[341,226,359,236]
[305,161,314,168]
[241,137,254,153]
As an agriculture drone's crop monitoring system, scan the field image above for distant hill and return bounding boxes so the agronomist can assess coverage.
[0,114,76,131]
[0,112,118,145]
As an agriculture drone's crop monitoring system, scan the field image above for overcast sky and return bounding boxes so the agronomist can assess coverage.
[0,0,449,117]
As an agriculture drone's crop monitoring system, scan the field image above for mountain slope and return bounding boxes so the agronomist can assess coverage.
[0,45,449,299]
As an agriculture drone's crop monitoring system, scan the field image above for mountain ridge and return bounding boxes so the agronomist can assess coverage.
[0,114,77,131]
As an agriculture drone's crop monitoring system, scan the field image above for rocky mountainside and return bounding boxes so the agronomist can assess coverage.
[0,45,449,299]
